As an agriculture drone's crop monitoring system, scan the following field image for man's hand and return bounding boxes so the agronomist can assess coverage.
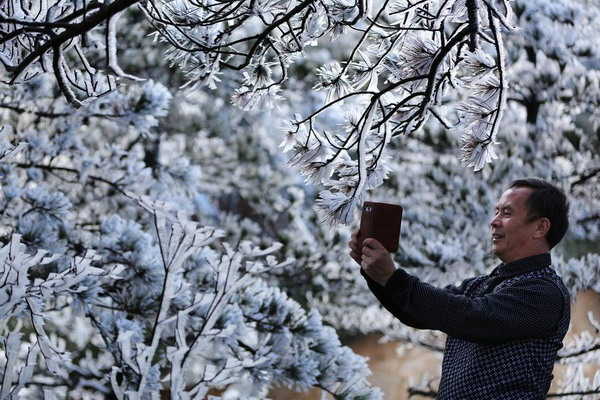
[361,238,397,286]
[348,230,363,265]
[349,231,397,286]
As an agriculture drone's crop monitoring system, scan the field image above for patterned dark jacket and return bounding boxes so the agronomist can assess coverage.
[362,253,570,399]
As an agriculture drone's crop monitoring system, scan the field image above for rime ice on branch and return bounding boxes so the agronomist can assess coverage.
[2,0,515,223]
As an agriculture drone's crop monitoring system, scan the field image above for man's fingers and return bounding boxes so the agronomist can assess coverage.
[349,230,362,245]
[362,243,382,257]
[363,238,384,250]
[349,244,361,257]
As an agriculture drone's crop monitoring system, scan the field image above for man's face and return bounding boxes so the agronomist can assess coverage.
[490,187,541,263]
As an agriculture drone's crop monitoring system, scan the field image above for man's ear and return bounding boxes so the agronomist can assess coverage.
[533,217,551,239]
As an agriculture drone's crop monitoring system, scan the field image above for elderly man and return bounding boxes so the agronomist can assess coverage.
[349,178,571,399]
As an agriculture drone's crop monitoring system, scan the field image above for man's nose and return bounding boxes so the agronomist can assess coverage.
[490,214,500,227]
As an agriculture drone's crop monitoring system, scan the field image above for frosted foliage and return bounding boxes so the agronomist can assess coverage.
[3,0,517,224]
[0,202,381,399]
[554,254,600,297]
[0,72,382,397]
[147,0,515,224]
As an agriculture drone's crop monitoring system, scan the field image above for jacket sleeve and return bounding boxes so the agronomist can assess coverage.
[361,267,565,344]
[361,268,428,329]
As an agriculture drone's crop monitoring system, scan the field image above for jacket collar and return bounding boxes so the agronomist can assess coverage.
[491,253,552,277]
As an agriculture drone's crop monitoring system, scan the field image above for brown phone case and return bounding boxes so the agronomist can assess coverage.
[359,201,403,253]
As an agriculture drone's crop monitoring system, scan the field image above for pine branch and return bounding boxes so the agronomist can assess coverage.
[8,0,140,83]
[408,388,437,398]
[572,166,600,187]
[13,162,126,194]
[577,214,600,224]
[557,343,600,360]
[466,0,480,51]
[5,0,140,106]
[547,389,600,398]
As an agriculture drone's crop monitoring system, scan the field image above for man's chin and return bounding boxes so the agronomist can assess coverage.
[490,245,502,258]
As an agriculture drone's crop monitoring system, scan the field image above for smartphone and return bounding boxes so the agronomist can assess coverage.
[359,201,403,253]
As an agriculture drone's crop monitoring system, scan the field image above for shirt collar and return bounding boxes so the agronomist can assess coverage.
[491,253,552,277]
